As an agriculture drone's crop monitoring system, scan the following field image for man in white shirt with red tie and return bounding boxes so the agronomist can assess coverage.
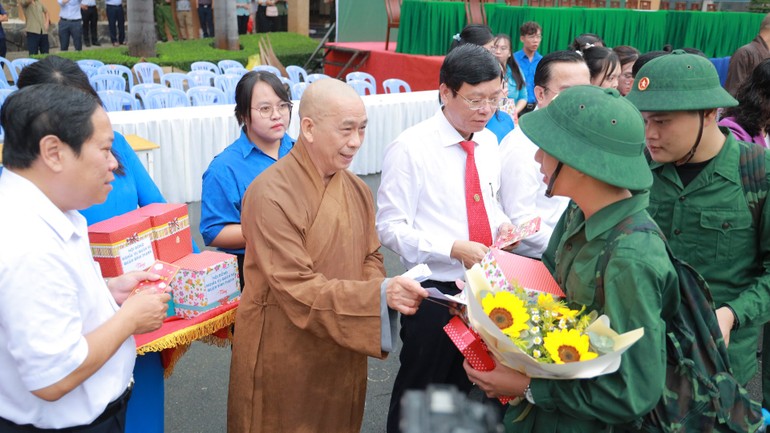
[377,43,511,433]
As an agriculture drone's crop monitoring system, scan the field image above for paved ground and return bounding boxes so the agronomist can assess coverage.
[165,173,764,432]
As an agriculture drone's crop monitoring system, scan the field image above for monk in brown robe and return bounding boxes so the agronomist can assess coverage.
[227,79,429,433]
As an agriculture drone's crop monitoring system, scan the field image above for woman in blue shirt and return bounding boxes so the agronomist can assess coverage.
[200,71,294,285]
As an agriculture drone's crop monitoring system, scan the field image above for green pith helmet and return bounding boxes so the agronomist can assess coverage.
[519,85,652,190]
[625,49,738,111]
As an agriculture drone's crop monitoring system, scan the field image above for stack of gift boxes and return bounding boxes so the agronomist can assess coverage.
[88,203,240,319]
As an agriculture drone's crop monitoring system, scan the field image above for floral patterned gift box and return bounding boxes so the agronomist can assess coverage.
[171,251,241,319]
[88,213,157,278]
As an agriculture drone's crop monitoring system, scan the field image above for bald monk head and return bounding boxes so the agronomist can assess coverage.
[298,79,368,184]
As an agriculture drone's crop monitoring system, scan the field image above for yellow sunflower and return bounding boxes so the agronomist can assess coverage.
[543,329,598,364]
[482,291,530,338]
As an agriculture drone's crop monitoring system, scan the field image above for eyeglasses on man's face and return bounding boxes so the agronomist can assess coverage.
[251,101,292,118]
[455,91,507,110]
[524,33,542,40]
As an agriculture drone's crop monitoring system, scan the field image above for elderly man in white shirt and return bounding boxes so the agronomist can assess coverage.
[377,43,512,433]
[0,84,169,433]
[499,50,591,258]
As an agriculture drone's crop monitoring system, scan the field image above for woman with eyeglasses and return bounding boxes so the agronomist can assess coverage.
[492,33,528,122]
[201,71,294,284]
[613,45,640,96]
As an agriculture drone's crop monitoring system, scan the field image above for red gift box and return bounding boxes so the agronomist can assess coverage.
[88,213,157,278]
[170,251,241,319]
[129,203,192,263]
[444,316,512,404]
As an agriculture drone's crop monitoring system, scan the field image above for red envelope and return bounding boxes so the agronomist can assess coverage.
[444,316,512,404]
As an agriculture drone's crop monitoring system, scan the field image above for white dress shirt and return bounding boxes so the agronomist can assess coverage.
[0,170,135,429]
[498,127,569,258]
[377,109,510,282]
[58,0,82,19]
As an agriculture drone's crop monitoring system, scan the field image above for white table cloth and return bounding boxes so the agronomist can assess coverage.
[108,90,440,203]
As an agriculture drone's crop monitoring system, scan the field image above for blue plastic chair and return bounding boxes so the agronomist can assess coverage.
[279,76,294,98]
[133,62,164,85]
[187,86,228,106]
[97,64,134,90]
[11,58,37,79]
[131,83,165,109]
[291,82,309,101]
[227,67,249,77]
[162,72,190,91]
[306,73,331,83]
[346,71,377,90]
[98,90,138,111]
[285,65,308,85]
[77,59,105,69]
[0,57,16,85]
[347,79,376,96]
[191,61,220,74]
[252,64,282,77]
[0,88,15,105]
[143,88,191,109]
[78,64,100,78]
[218,60,244,74]
[90,73,127,92]
[214,73,242,104]
[382,78,412,94]
[0,88,11,142]
[187,70,217,88]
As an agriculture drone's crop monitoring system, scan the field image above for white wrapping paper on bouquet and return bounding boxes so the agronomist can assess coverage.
[464,263,644,379]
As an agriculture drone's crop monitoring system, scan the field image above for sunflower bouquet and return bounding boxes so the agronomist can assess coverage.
[464,250,644,379]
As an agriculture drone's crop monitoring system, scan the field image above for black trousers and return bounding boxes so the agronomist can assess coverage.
[0,384,131,433]
[81,6,99,44]
[386,280,475,433]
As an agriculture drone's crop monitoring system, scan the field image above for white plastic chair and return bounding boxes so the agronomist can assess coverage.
[191,61,220,74]
[133,62,164,85]
[347,79,376,96]
[383,78,412,94]
[218,60,244,74]
[285,65,308,84]
[90,73,127,92]
[187,86,229,106]
[346,71,377,90]
[162,72,190,91]
[143,88,191,109]
[97,64,134,89]
[252,64,282,77]
[98,90,138,111]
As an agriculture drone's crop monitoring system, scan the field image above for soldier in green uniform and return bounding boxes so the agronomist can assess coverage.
[465,85,679,432]
[154,0,178,42]
[626,50,770,406]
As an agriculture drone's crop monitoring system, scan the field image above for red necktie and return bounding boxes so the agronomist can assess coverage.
[460,140,492,246]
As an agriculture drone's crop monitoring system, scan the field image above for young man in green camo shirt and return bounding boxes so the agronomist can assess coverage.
[627,50,770,406]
